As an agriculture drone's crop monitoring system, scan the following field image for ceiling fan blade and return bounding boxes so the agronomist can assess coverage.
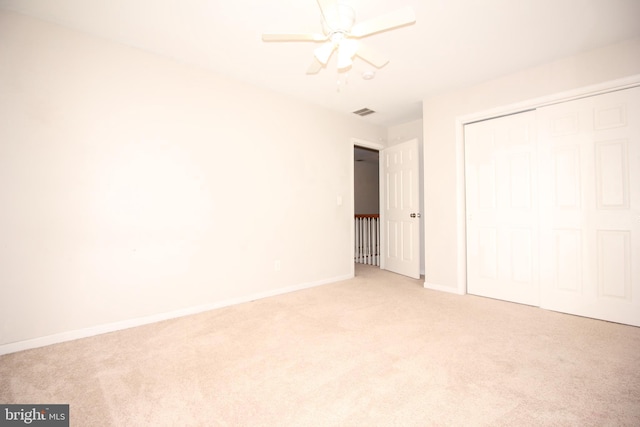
[262,33,326,42]
[306,59,323,75]
[355,42,389,68]
[350,6,416,38]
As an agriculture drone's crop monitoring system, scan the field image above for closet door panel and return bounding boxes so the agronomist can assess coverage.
[465,111,539,306]
[538,86,640,326]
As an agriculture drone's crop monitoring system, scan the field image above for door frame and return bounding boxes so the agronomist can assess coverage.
[350,138,384,277]
[454,74,640,295]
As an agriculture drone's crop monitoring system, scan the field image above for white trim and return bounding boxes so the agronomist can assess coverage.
[351,138,384,151]
[349,139,356,278]
[424,281,465,295]
[455,73,640,295]
[0,274,352,356]
[379,144,385,270]
[456,121,468,297]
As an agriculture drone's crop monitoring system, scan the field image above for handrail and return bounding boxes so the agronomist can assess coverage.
[354,214,380,218]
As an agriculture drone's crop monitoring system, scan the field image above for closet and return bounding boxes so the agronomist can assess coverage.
[465,86,640,326]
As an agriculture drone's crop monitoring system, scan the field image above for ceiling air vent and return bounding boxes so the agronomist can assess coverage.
[353,108,376,117]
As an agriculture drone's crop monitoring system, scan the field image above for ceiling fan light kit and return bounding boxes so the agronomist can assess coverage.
[337,38,359,70]
[262,0,416,75]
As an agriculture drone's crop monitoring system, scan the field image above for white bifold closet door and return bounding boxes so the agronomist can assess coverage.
[465,85,640,327]
[464,110,539,306]
[537,86,640,327]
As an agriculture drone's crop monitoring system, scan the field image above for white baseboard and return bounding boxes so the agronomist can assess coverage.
[424,281,465,295]
[0,274,353,356]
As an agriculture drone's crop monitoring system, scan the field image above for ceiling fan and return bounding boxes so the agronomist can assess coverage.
[262,0,416,74]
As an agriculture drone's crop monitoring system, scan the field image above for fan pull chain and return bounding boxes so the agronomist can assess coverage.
[336,73,349,92]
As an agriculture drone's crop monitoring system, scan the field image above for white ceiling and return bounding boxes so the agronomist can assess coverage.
[2,0,639,127]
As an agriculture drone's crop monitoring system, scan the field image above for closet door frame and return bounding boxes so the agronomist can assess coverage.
[454,74,640,296]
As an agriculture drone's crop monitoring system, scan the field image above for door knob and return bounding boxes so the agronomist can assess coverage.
[410,213,421,218]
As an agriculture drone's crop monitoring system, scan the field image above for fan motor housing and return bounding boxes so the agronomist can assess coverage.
[321,3,356,34]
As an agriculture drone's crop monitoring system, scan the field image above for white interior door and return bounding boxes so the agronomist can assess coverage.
[537,86,640,326]
[381,139,420,279]
[465,111,539,306]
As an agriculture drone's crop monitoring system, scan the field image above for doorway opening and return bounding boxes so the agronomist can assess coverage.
[354,146,380,215]
[354,144,381,269]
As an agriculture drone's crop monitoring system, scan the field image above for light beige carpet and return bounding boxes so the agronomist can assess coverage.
[1,264,639,426]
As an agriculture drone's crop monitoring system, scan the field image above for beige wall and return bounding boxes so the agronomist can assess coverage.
[422,37,640,292]
[387,119,423,148]
[0,11,384,348]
